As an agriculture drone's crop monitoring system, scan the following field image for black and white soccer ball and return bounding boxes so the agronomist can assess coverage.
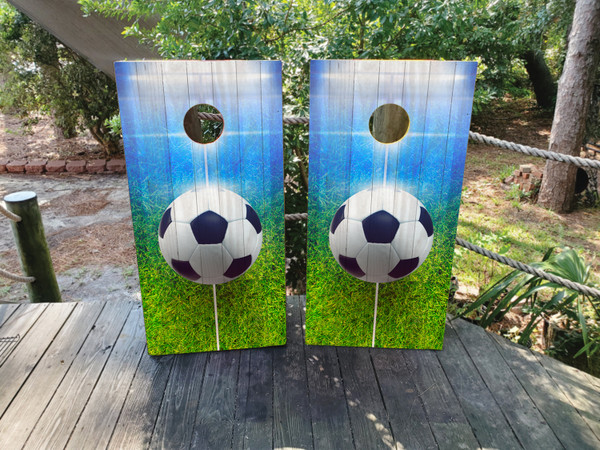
[329,187,434,283]
[158,187,262,285]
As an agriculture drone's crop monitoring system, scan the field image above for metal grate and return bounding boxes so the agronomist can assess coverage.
[0,335,20,366]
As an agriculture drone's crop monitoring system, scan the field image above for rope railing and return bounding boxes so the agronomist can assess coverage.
[468,131,600,170]
[0,267,35,283]
[455,238,600,299]
[0,203,21,222]
[284,212,309,222]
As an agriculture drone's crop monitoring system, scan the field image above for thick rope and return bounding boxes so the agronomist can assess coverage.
[0,267,34,283]
[285,212,308,221]
[468,131,600,170]
[283,116,310,125]
[0,204,21,222]
[197,111,224,123]
[455,238,600,299]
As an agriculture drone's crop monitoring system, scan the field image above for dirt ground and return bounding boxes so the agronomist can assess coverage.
[0,113,104,161]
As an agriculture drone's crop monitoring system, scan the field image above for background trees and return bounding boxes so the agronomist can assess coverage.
[538,0,600,212]
[0,1,121,155]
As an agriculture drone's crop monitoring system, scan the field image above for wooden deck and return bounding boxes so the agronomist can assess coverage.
[0,297,598,449]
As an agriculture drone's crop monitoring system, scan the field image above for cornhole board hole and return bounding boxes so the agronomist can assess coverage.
[306,60,477,349]
[115,61,286,355]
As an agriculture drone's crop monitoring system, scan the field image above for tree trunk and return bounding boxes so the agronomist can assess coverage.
[522,49,557,109]
[537,0,600,212]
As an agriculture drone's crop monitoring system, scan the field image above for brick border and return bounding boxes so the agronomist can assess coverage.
[0,158,126,175]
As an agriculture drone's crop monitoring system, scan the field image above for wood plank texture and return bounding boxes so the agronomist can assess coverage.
[25,301,134,450]
[403,349,481,449]
[534,348,600,441]
[0,303,20,327]
[489,331,599,448]
[231,348,273,450]
[108,352,174,449]
[438,322,522,449]
[190,351,241,449]
[272,295,313,449]
[0,302,105,449]
[0,298,598,450]
[305,345,352,449]
[149,353,208,449]
[0,303,73,415]
[370,348,438,449]
[66,303,145,449]
[452,317,563,449]
[337,347,395,449]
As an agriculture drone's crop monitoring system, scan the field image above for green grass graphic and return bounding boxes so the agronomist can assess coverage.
[306,198,458,349]
[130,185,286,355]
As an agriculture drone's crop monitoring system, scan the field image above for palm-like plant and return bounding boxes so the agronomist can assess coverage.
[459,247,599,365]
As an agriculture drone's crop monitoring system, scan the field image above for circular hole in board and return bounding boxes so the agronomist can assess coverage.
[183,104,224,144]
[368,104,410,144]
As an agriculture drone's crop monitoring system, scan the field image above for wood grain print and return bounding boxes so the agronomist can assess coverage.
[306,60,477,349]
[115,61,286,354]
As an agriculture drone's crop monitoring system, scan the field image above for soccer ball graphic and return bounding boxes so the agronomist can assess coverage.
[158,187,262,284]
[329,187,434,283]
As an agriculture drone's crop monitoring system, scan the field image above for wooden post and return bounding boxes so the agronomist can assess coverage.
[4,191,61,303]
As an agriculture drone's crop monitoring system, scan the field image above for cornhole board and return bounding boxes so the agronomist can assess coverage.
[115,61,286,354]
[306,60,477,349]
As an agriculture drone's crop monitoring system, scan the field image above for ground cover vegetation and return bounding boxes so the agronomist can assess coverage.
[1,0,598,370]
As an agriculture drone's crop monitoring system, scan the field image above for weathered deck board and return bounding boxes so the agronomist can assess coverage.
[231,348,273,449]
[337,347,395,449]
[533,348,600,441]
[403,348,481,449]
[272,295,313,449]
[66,303,145,450]
[370,347,438,449]
[0,303,73,414]
[437,322,522,449]
[0,303,19,327]
[0,297,598,450]
[452,317,563,449]
[0,302,104,449]
[489,331,599,449]
[24,301,134,450]
[190,351,241,449]
[305,345,352,449]
[108,351,174,449]
[148,352,207,449]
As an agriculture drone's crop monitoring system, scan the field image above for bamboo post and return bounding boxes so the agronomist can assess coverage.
[4,191,61,303]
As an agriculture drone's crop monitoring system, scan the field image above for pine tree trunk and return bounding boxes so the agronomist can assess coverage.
[537,0,600,212]
[522,49,557,109]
